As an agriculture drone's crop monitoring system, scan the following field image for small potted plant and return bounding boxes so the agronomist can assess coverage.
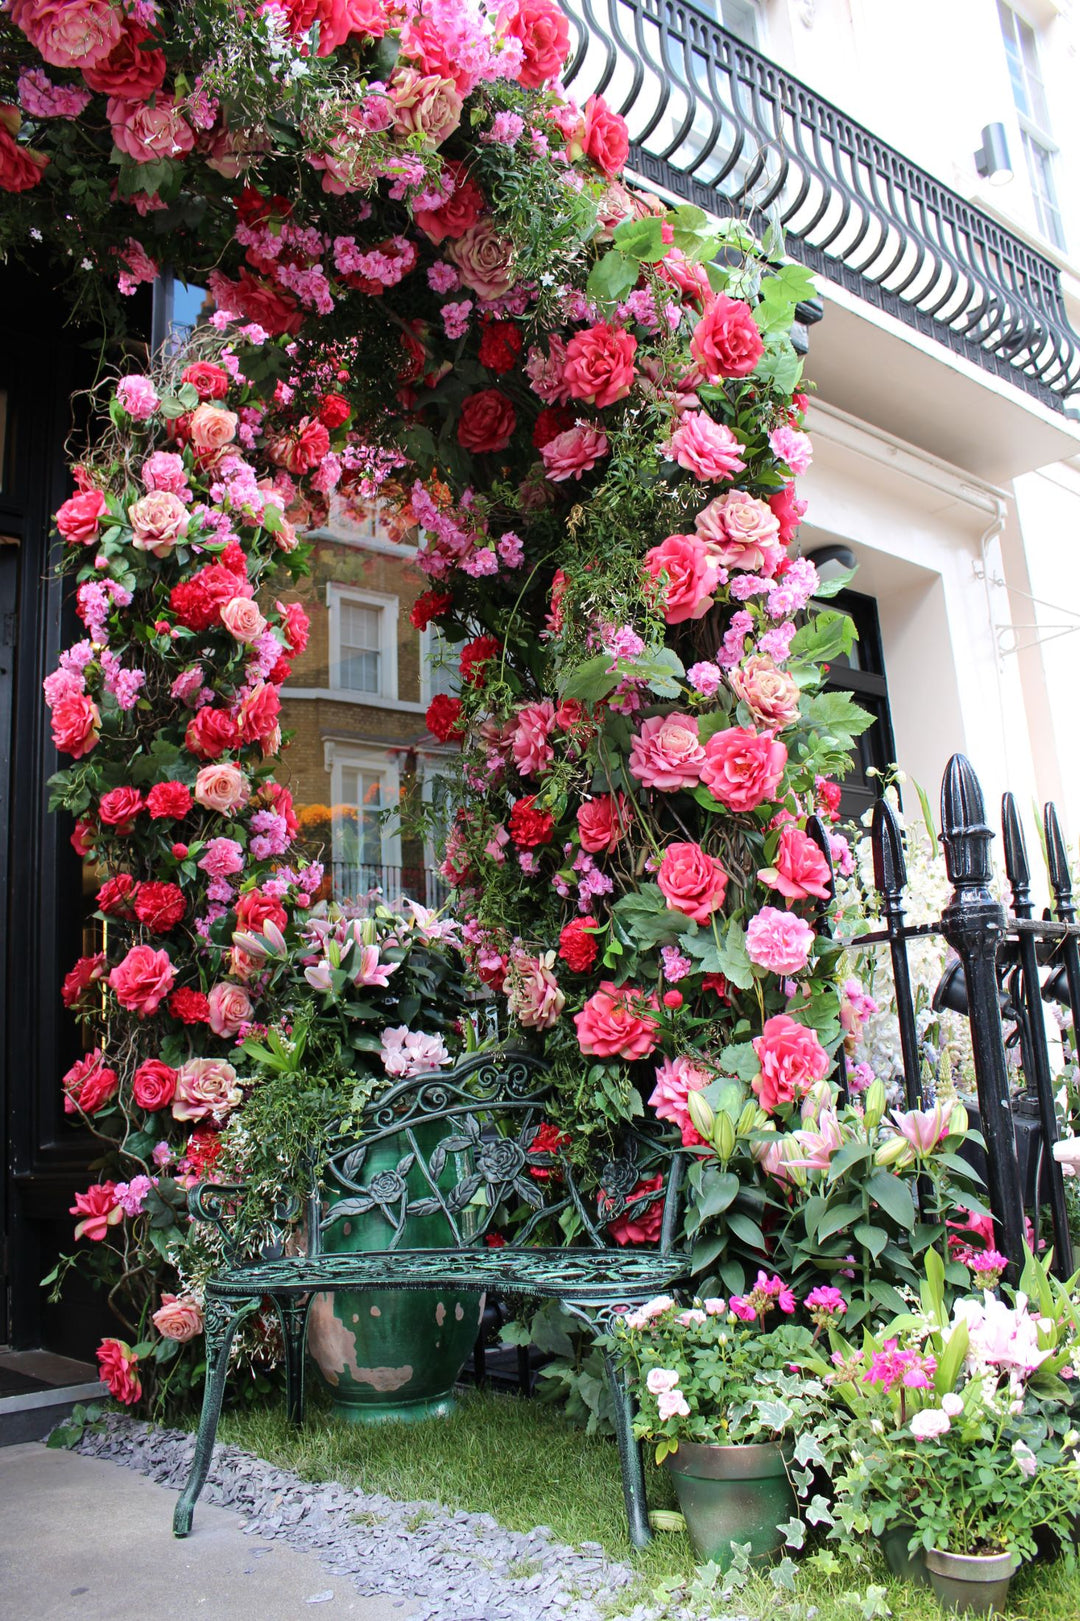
[611,1275,828,1569]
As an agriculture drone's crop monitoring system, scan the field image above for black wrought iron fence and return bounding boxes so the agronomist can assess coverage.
[331,862,450,912]
[812,752,1078,1284]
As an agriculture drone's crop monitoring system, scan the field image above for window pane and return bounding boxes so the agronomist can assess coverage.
[337,600,382,692]
[424,626,460,700]
[720,0,758,45]
[1022,131,1066,249]
[998,1,1031,119]
[1017,18,1050,126]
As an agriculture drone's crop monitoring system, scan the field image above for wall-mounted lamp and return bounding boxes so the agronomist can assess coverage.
[806,543,857,587]
[974,123,1013,186]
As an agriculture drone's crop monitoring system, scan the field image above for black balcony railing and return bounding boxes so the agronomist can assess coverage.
[560,0,1080,412]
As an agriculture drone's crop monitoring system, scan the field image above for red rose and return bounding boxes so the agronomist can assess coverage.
[532,405,574,450]
[133,881,186,933]
[56,488,108,546]
[562,322,637,409]
[478,320,523,375]
[238,682,281,744]
[180,360,230,400]
[410,589,453,631]
[768,482,808,545]
[146,781,193,820]
[211,268,303,336]
[109,944,176,1017]
[97,873,136,916]
[96,1339,141,1406]
[606,1173,664,1245]
[62,953,106,1009]
[582,94,628,178]
[51,693,101,759]
[815,775,842,821]
[457,389,516,455]
[272,416,331,475]
[508,795,554,847]
[316,392,350,429]
[497,0,569,87]
[558,919,598,973]
[82,20,166,97]
[168,986,210,1025]
[576,792,630,854]
[0,108,48,192]
[63,1051,119,1116]
[426,694,465,743]
[234,887,288,932]
[458,634,502,687]
[71,817,97,856]
[185,707,239,760]
[183,1126,222,1175]
[528,1120,570,1179]
[132,1058,178,1111]
[690,294,764,381]
[413,164,485,243]
[98,786,144,834]
[656,841,729,924]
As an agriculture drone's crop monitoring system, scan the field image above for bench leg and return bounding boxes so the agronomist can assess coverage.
[173,1295,259,1537]
[603,1349,651,1548]
[275,1295,310,1426]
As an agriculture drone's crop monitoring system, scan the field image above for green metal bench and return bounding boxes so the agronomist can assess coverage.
[173,1049,692,1544]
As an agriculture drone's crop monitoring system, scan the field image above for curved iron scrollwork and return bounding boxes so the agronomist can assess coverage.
[560,0,1080,410]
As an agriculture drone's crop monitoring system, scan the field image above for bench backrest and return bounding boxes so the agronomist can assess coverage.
[312,1049,687,1257]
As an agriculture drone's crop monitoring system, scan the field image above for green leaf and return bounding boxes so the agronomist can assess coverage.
[779,1517,806,1550]
[790,610,856,664]
[816,1201,863,1242]
[826,1140,874,1181]
[560,654,618,703]
[868,1279,907,1314]
[718,1041,760,1082]
[586,250,639,306]
[934,1320,970,1398]
[612,216,668,262]
[853,1221,889,1260]
[697,1170,740,1220]
[726,1210,766,1251]
[711,918,755,991]
[801,688,875,747]
[867,1170,916,1230]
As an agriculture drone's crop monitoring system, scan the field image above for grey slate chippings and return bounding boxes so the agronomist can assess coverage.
[75,1416,737,1621]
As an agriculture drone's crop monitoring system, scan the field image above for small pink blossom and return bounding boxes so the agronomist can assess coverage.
[769,424,813,474]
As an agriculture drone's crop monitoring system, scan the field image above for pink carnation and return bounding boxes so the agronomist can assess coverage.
[664,413,746,482]
[115,375,160,421]
[745,906,815,974]
[769,424,813,474]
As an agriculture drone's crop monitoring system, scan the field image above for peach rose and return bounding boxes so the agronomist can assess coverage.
[389,68,463,147]
[189,402,238,453]
[152,1293,204,1342]
[628,712,705,791]
[9,0,122,69]
[220,596,267,643]
[127,490,188,557]
[447,218,516,300]
[172,1057,241,1122]
[107,94,195,163]
[194,763,249,814]
[729,656,801,729]
[696,490,783,575]
[207,980,253,1037]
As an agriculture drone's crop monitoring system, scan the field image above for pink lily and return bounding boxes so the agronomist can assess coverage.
[889,1103,952,1156]
[789,1107,845,1170]
[353,945,399,988]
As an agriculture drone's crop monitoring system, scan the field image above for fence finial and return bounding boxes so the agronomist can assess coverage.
[940,754,994,886]
[1044,802,1072,904]
[871,796,907,900]
[1001,793,1031,894]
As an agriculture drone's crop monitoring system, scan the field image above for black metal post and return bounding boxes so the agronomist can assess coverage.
[806,814,848,1104]
[939,756,1027,1276]
[871,797,924,1113]
[1043,802,1080,1049]
[1002,795,1073,1275]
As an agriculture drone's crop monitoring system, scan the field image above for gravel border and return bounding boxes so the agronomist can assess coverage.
[74,1415,722,1621]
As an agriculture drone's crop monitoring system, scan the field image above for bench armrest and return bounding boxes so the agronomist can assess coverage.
[187,1181,304,1265]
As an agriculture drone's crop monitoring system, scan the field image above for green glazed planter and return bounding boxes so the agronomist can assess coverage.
[881,1520,930,1586]
[664,1440,795,1570]
[306,1122,484,1423]
[924,1547,1020,1617]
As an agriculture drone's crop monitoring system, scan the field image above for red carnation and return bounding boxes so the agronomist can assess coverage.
[271,416,331,475]
[62,953,106,1009]
[170,563,247,632]
[234,888,288,933]
[458,634,502,688]
[410,590,453,631]
[702,973,730,1000]
[426,694,465,743]
[146,781,193,820]
[528,1120,571,1179]
[558,919,599,973]
[180,360,230,401]
[508,795,554,848]
[532,406,574,450]
[97,874,137,917]
[98,786,144,834]
[318,392,351,428]
[185,707,239,760]
[133,882,187,934]
[184,1127,222,1175]
[168,986,210,1025]
[220,542,249,578]
[478,321,524,376]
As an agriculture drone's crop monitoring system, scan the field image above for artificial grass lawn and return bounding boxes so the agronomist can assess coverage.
[209,1386,1080,1620]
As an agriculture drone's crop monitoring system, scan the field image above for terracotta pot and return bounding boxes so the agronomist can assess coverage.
[663,1439,795,1570]
[924,1546,1020,1616]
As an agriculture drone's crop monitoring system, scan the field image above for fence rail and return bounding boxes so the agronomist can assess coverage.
[559,0,1080,411]
[814,753,1078,1282]
[331,863,450,913]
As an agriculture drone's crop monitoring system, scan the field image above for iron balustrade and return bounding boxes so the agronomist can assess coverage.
[814,752,1079,1283]
[559,0,1080,411]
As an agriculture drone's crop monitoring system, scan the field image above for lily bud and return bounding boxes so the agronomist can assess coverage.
[713,1111,736,1162]
[687,1089,715,1143]
[874,1133,914,1169]
[736,1101,759,1137]
[948,1101,969,1137]
[360,915,378,947]
[863,1079,886,1130]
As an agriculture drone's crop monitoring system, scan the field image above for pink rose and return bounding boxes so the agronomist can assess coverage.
[0,107,48,191]
[759,825,832,902]
[512,699,556,779]
[729,656,801,729]
[649,1055,712,1147]
[56,488,108,546]
[95,1337,141,1404]
[540,423,609,482]
[390,68,463,148]
[127,490,188,557]
[172,1057,241,1122]
[745,906,815,974]
[152,1293,204,1342]
[50,692,100,758]
[629,712,705,791]
[657,841,729,923]
[696,490,783,575]
[690,294,764,381]
[194,763,249,814]
[562,322,637,410]
[582,94,629,178]
[643,533,720,624]
[577,792,630,853]
[506,952,565,1029]
[109,945,176,1018]
[9,0,122,68]
[497,0,570,87]
[220,597,267,643]
[207,981,254,1037]
[188,402,238,453]
[447,218,516,300]
[107,95,195,163]
[700,726,787,812]
[574,981,659,1060]
[752,1014,830,1114]
[664,413,746,482]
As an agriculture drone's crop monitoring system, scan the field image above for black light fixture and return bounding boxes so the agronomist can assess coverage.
[974,123,1013,186]
[806,544,857,588]
[931,956,1013,1021]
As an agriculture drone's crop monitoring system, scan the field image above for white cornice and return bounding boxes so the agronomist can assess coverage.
[806,398,1012,514]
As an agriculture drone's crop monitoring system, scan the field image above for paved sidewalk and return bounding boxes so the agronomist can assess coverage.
[0,1442,414,1621]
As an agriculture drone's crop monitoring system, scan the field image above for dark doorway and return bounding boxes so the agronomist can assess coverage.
[826,587,898,822]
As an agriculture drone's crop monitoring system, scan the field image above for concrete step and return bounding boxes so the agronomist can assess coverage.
[0,1349,105,1446]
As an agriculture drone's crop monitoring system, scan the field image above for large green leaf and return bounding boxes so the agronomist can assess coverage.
[867,1170,916,1230]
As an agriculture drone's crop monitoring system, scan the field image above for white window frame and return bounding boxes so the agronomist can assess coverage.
[418,623,462,707]
[997,0,1066,251]
[326,582,399,702]
[416,752,455,910]
[306,494,418,560]
[324,740,403,877]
